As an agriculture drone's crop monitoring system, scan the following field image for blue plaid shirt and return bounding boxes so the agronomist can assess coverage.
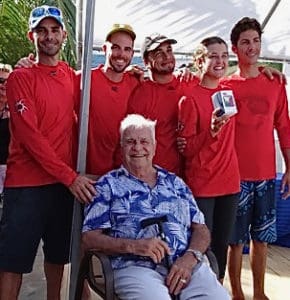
[83,165,204,270]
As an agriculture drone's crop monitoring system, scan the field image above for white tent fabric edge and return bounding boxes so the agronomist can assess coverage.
[92,0,290,62]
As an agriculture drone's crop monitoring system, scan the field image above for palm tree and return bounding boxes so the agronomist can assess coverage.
[55,0,77,67]
[0,0,77,67]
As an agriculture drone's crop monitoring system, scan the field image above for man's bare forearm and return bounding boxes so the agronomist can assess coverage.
[82,229,134,254]
[187,223,211,253]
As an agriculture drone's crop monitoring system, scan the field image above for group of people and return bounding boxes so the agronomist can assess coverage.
[0,3,289,300]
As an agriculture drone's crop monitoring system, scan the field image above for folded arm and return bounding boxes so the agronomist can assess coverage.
[82,229,171,264]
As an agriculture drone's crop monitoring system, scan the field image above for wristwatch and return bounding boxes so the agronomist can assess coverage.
[186,248,204,262]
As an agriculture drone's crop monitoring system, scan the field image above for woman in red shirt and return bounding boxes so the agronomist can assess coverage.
[178,36,240,283]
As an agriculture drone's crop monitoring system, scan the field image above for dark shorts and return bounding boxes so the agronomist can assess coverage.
[229,179,277,244]
[196,193,239,279]
[0,183,74,273]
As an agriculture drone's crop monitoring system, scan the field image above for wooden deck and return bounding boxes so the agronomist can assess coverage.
[17,244,290,299]
[224,244,290,300]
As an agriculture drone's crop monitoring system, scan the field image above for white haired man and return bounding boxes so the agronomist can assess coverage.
[82,114,230,300]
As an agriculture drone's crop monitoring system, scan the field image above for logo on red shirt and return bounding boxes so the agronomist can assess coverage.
[15,99,28,114]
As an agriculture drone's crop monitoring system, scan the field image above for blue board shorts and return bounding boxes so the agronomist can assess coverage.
[0,183,74,273]
[229,179,277,244]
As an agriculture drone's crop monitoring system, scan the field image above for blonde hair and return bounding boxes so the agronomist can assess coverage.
[0,63,12,73]
[193,44,208,72]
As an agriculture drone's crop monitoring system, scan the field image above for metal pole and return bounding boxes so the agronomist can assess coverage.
[69,0,96,299]
[261,0,281,30]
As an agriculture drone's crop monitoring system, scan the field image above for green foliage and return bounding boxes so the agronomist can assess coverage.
[0,0,35,66]
[53,0,76,68]
[226,59,283,75]
[0,0,76,67]
[261,61,283,72]
[227,60,238,76]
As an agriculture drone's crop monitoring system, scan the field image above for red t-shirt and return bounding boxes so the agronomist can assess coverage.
[75,66,139,176]
[127,77,196,175]
[178,85,240,196]
[5,62,78,187]
[222,73,290,180]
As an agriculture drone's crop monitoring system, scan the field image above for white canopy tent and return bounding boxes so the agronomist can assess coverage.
[91,0,290,62]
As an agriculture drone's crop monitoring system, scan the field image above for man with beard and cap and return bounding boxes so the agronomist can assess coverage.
[74,23,141,180]
[0,5,96,300]
[127,33,199,176]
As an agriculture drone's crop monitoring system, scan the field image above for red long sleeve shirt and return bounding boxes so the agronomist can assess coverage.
[127,77,197,176]
[222,74,290,180]
[178,85,240,196]
[5,62,77,187]
[75,66,139,176]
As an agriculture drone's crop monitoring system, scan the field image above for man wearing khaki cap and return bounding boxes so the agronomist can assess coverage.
[75,23,141,180]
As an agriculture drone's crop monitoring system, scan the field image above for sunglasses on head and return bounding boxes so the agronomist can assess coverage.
[0,78,7,84]
[31,6,62,18]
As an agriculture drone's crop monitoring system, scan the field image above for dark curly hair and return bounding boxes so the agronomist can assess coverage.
[230,17,263,46]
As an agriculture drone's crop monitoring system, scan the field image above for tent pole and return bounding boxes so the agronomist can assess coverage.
[69,0,96,299]
[261,0,281,30]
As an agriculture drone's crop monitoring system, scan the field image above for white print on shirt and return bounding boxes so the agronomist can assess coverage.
[177,120,185,132]
[15,99,28,114]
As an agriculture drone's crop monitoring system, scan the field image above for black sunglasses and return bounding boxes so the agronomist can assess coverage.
[0,78,7,84]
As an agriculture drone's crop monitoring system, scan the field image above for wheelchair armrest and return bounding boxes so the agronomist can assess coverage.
[204,249,219,277]
[75,249,116,300]
[87,250,115,300]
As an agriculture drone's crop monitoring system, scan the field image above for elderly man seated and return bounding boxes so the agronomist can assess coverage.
[82,114,229,300]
